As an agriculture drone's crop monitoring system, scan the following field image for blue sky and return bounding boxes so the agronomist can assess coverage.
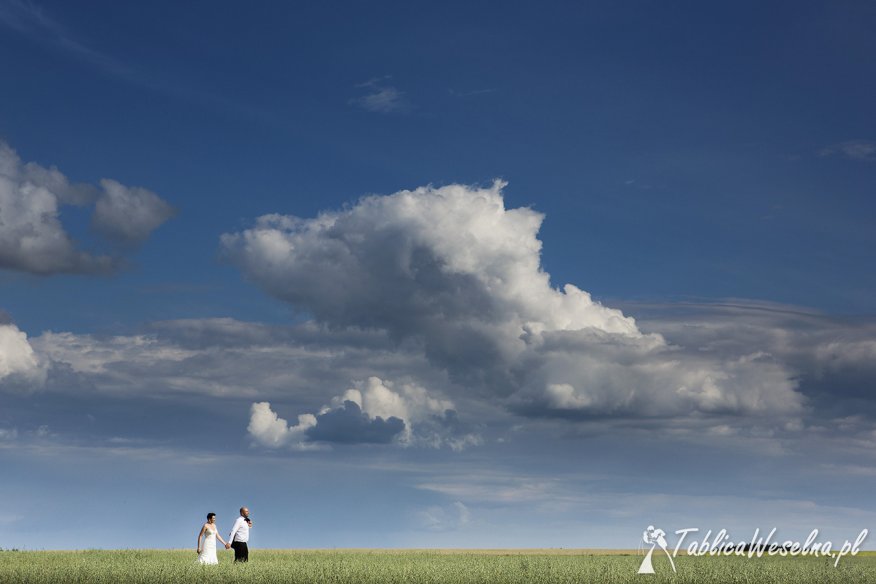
[1,0,876,551]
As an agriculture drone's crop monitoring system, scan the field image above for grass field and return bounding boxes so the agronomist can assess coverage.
[1,549,875,583]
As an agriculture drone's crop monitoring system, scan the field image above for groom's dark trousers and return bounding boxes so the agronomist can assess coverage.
[231,541,248,562]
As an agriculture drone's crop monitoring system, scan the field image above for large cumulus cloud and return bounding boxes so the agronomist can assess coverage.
[222,181,804,420]
[0,140,174,275]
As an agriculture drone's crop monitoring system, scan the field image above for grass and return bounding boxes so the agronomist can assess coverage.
[1,549,875,583]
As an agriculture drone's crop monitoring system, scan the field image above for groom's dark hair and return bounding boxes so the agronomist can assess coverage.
[207,513,216,521]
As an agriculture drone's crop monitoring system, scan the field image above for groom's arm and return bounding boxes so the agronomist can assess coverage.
[228,517,242,543]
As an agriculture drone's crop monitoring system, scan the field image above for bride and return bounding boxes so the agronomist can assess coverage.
[197,512,231,565]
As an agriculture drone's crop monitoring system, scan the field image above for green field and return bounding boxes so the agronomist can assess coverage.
[1,549,875,583]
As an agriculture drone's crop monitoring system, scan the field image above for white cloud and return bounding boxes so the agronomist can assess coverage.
[326,376,453,427]
[6,303,874,452]
[0,140,173,275]
[632,301,876,418]
[248,402,319,450]
[248,396,402,448]
[0,323,47,389]
[34,330,196,373]
[0,141,114,274]
[508,333,801,418]
[18,317,483,448]
[222,181,804,421]
[446,433,483,452]
[248,377,472,449]
[92,179,176,244]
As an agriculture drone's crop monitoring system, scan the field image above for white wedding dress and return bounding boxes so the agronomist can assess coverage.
[198,527,219,565]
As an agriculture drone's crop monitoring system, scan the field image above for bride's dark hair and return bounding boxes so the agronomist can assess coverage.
[207,513,216,521]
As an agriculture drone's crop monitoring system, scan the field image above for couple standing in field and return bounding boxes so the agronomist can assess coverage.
[196,506,253,565]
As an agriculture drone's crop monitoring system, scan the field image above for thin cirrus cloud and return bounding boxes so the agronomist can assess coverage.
[221,181,805,425]
[349,77,411,113]
[0,139,174,275]
[818,139,876,162]
[0,0,134,82]
[0,1,271,124]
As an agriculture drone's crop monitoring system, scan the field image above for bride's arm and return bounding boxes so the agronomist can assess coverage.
[196,524,206,553]
[216,532,229,547]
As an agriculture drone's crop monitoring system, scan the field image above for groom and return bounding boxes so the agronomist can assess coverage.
[228,506,253,562]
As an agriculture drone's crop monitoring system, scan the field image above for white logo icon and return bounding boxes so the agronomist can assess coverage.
[638,525,676,574]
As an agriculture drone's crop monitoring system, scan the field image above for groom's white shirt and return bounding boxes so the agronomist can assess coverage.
[229,517,250,543]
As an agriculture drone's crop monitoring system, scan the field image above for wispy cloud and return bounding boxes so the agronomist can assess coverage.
[819,139,876,162]
[448,87,496,98]
[0,0,280,126]
[0,0,134,81]
[416,501,471,531]
[349,76,411,114]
